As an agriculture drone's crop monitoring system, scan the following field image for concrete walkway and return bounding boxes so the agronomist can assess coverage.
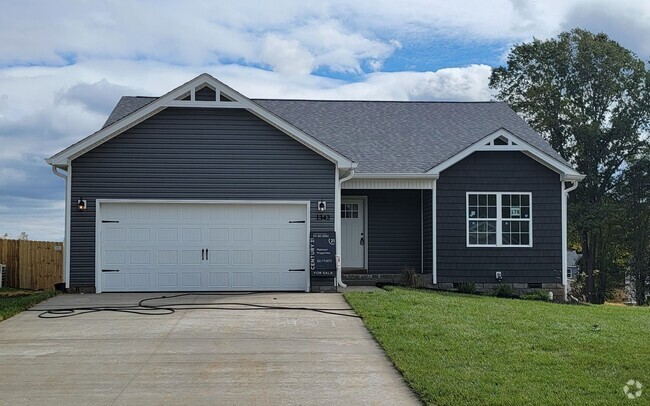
[0,292,419,405]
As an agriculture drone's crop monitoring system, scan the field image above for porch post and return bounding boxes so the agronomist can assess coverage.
[432,179,437,285]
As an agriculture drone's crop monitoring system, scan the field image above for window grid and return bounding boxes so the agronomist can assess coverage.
[466,192,532,248]
[341,203,359,219]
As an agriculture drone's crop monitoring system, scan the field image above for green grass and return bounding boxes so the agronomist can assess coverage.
[0,287,57,321]
[344,287,650,405]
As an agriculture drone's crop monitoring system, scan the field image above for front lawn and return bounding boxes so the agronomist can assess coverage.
[344,287,649,405]
[0,287,57,321]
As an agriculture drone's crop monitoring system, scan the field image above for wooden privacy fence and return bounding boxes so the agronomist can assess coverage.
[0,239,64,290]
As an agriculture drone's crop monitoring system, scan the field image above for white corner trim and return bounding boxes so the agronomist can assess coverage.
[428,129,583,179]
[46,73,355,170]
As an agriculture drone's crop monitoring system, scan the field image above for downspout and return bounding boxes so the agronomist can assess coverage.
[51,165,69,288]
[336,168,355,288]
[562,180,579,301]
[51,165,68,180]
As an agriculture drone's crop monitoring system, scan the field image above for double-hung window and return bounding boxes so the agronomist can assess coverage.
[467,192,532,247]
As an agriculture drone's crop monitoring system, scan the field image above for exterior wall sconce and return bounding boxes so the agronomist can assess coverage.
[77,198,87,211]
[317,201,327,212]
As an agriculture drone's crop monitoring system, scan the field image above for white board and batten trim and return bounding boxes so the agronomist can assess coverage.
[94,199,311,293]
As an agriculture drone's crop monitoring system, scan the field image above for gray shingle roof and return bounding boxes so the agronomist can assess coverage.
[254,99,568,173]
[102,96,568,173]
[103,96,157,128]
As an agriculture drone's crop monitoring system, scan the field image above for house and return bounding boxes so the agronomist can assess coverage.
[47,73,584,298]
[566,250,581,280]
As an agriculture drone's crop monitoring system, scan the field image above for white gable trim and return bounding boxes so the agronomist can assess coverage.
[427,129,585,180]
[46,73,356,169]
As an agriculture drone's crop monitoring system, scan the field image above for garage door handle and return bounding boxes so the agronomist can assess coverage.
[102,269,120,272]
[201,249,205,261]
[288,269,305,272]
[205,248,209,260]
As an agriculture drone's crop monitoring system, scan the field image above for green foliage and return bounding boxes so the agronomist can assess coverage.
[490,28,650,303]
[0,289,57,321]
[616,156,650,304]
[491,283,518,298]
[521,289,551,301]
[400,267,422,288]
[456,282,477,294]
[344,287,650,405]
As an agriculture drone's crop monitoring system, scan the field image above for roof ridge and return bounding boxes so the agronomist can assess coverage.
[253,98,501,103]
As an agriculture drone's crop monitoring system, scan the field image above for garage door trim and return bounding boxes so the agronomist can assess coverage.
[94,199,311,293]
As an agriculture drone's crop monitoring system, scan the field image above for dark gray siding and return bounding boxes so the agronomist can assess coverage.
[195,86,216,101]
[437,151,562,284]
[70,107,335,289]
[342,189,422,273]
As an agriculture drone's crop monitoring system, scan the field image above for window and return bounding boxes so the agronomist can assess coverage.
[467,192,532,247]
[341,203,359,218]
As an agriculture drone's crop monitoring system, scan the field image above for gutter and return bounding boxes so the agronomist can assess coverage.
[336,168,355,288]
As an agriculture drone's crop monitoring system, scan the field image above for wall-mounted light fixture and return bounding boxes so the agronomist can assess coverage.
[77,198,87,211]
[317,201,327,212]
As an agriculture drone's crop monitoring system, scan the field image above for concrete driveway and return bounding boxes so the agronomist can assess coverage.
[0,292,419,405]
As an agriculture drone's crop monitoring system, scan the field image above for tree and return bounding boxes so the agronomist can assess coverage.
[490,28,650,303]
[0,233,8,239]
[617,155,650,304]
[17,232,29,241]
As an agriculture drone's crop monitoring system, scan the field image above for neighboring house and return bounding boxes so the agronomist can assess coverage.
[567,250,581,280]
[47,74,584,298]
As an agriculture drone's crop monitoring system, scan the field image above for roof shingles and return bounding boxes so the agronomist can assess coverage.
[101,96,568,174]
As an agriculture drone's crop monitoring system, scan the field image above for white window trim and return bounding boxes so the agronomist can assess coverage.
[466,192,533,248]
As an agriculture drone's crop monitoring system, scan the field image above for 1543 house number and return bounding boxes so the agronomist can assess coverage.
[316,214,331,221]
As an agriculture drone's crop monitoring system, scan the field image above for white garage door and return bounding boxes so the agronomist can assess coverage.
[98,202,309,292]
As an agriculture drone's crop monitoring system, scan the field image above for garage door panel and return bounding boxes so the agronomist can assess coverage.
[100,202,308,292]
[208,272,229,287]
[104,273,126,289]
[157,250,178,265]
[232,272,252,288]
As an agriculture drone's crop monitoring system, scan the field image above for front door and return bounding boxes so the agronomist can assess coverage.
[341,198,365,268]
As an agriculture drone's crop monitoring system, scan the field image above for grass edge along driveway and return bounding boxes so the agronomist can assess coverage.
[0,288,57,321]
[344,287,649,406]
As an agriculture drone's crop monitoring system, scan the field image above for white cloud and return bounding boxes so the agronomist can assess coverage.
[1,0,649,240]
[260,34,316,75]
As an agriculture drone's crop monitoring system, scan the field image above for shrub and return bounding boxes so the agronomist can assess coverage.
[401,267,422,288]
[457,282,477,294]
[492,283,518,298]
[521,289,551,301]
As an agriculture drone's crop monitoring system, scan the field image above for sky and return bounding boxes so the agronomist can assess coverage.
[1,0,649,241]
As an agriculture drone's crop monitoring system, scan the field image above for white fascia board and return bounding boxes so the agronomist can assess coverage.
[427,129,584,179]
[47,73,355,169]
[353,173,439,179]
